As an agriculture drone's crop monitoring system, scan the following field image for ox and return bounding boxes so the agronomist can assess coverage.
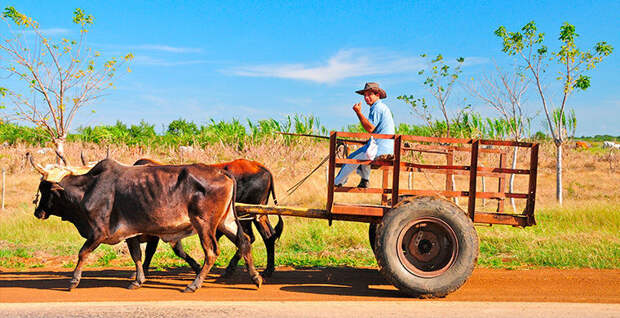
[132,158,283,277]
[29,154,262,292]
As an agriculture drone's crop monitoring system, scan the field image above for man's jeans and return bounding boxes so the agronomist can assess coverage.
[334,145,371,186]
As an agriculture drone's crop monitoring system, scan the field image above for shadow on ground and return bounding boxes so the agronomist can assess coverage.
[0,266,403,298]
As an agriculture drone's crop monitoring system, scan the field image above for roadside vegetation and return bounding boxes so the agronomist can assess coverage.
[0,131,617,271]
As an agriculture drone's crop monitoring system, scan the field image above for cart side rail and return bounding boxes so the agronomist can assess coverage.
[327,131,539,227]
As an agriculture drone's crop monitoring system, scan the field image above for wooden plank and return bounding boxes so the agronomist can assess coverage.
[400,189,468,197]
[402,162,470,171]
[237,203,328,219]
[326,132,336,215]
[480,139,534,148]
[335,187,389,194]
[236,203,380,223]
[331,203,386,217]
[473,212,529,227]
[445,149,454,192]
[397,189,528,199]
[392,136,402,206]
[401,135,474,144]
[382,168,389,205]
[468,140,480,220]
[498,152,506,212]
[525,143,539,226]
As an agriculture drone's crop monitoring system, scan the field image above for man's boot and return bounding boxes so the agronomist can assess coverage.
[357,178,369,188]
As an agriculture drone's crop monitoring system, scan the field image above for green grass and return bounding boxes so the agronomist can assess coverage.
[0,202,618,270]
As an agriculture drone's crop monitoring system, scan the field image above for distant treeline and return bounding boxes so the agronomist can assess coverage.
[0,114,616,148]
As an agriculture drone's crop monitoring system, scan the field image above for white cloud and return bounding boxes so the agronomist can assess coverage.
[133,44,202,53]
[225,49,488,84]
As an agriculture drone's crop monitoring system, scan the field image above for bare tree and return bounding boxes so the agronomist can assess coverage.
[467,63,530,211]
[0,7,133,158]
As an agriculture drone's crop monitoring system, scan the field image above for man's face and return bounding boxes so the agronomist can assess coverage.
[364,91,379,106]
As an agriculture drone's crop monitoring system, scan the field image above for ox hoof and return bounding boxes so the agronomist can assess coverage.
[183,285,198,293]
[252,274,263,289]
[127,281,142,290]
[67,280,80,291]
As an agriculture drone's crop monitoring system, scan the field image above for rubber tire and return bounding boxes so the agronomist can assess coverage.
[375,196,479,298]
[368,223,377,255]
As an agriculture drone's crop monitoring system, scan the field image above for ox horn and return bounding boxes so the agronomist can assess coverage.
[106,145,110,159]
[26,152,48,177]
[80,151,87,166]
[54,149,68,166]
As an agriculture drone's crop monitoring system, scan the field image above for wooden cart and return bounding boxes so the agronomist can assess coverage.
[237,131,539,298]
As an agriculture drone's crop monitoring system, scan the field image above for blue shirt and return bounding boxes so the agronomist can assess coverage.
[367,100,395,155]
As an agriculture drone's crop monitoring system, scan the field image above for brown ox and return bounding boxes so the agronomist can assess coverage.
[29,155,262,292]
[133,158,282,277]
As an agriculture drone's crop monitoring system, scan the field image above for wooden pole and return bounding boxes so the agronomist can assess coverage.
[1,168,5,210]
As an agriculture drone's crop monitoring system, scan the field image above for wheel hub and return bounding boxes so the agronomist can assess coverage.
[397,217,458,278]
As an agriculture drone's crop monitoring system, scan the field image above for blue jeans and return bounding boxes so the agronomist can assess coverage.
[334,145,371,186]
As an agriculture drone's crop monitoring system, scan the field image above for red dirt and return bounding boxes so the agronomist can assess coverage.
[0,266,618,303]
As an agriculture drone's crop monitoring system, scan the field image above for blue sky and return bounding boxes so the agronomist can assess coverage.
[1,0,619,135]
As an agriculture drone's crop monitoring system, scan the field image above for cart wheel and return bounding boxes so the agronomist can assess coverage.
[375,196,478,298]
[368,223,378,255]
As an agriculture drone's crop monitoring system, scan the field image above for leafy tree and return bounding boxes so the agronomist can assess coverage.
[398,54,465,138]
[0,7,133,159]
[495,21,613,204]
[167,118,199,137]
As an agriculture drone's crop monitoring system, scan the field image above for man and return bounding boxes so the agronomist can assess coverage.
[334,82,395,188]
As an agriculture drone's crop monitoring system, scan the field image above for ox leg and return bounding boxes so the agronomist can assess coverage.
[222,220,254,278]
[142,236,159,277]
[68,238,101,291]
[129,236,159,280]
[184,227,218,293]
[170,240,201,274]
[253,215,282,277]
[126,237,146,289]
[219,220,262,288]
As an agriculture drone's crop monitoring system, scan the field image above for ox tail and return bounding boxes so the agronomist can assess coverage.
[266,170,283,241]
[273,215,284,241]
[268,169,278,206]
[226,171,240,225]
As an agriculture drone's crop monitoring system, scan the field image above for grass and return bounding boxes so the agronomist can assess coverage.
[0,139,618,271]
[0,202,618,270]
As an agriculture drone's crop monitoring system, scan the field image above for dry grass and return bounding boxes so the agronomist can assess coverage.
[0,139,618,269]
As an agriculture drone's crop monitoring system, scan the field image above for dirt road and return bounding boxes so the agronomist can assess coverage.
[1,266,618,303]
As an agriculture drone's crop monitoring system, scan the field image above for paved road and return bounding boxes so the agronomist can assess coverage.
[2,301,620,318]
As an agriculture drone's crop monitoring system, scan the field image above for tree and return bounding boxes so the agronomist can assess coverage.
[398,54,465,138]
[466,63,531,211]
[0,7,133,158]
[495,21,613,204]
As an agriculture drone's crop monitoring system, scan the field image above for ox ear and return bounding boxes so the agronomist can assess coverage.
[50,182,64,193]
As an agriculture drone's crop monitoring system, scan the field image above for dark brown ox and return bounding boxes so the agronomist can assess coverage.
[29,154,262,292]
[133,158,282,277]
